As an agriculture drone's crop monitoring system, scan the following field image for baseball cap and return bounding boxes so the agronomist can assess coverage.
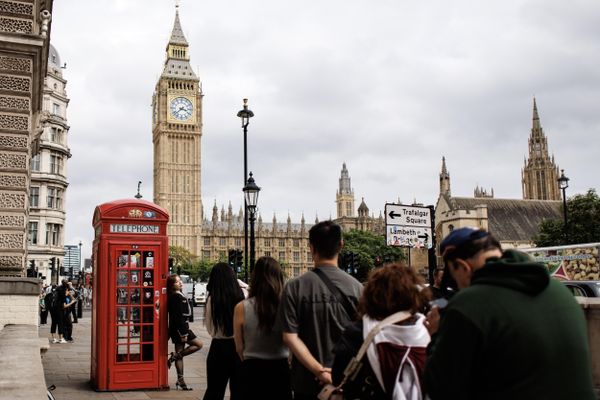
[440,227,490,258]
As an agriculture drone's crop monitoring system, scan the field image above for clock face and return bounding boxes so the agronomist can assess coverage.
[170,97,193,121]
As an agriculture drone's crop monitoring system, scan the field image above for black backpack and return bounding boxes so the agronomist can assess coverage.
[46,290,57,310]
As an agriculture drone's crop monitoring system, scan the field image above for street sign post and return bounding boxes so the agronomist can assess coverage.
[385,204,433,249]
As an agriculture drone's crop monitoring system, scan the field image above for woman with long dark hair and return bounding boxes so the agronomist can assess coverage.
[233,256,291,400]
[166,274,203,390]
[203,262,245,400]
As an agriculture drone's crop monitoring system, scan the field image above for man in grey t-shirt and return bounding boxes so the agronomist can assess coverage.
[280,221,363,399]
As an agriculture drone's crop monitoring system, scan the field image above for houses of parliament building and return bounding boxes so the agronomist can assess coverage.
[152,8,384,277]
[153,8,563,278]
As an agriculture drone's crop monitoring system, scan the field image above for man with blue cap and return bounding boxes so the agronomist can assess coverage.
[424,227,594,399]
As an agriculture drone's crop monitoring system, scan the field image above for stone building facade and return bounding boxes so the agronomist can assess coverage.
[521,98,561,200]
[0,0,53,277]
[26,44,69,284]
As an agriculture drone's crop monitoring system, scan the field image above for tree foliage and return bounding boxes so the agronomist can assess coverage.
[341,229,405,282]
[535,189,600,247]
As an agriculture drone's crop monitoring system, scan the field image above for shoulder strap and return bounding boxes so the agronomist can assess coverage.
[339,311,412,387]
[312,267,356,320]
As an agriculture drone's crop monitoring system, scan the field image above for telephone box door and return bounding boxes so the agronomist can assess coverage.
[111,245,160,378]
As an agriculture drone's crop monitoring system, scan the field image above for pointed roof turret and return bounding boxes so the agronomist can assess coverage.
[441,156,448,175]
[162,5,198,80]
[532,97,543,136]
[169,6,189,46]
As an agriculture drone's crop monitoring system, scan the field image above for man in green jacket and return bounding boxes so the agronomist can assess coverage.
[424,227,595,400]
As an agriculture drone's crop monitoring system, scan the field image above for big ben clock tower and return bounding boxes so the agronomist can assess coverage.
[152,6,203,255]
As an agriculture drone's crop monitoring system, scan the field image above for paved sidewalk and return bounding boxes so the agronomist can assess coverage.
[40,308,222,399]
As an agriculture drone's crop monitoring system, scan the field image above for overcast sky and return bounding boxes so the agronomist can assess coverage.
[50,0,600,259]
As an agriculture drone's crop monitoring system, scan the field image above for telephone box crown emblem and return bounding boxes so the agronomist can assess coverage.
[129,209,143,218]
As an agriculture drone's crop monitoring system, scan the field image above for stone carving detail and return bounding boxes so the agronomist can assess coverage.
[0,17,32,34]
[0,174,26,188]
[0,114,28,130]
[0,95,29,110]
[0,256,21,271]
[0,1,33,15]
[0,56,31,72]
[0,192,25,208]
[0,153,26,169]
[0,233,22,249]
[0,134,27,148]
[0,214,24,228]
[0,75,30,93]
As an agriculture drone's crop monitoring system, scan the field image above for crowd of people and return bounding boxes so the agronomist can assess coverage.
[38,221,591,397]
[165,221,596,399]
[40,280,92,344]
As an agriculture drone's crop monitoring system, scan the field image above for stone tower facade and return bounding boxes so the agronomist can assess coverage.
[27,44,70,284]
[152,7,203,254]
[336,163,355,218]
[522,98,561,201]
[0,0,53,276]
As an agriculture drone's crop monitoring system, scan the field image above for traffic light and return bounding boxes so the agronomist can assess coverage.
[168,258,174,274]
[228,249,236,268]
[350,253,358,275]
[27,260,35,277]
[235,250,243,273]
[50,257,56,271]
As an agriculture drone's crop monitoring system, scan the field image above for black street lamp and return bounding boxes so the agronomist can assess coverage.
[557,169,570,243]
[237,99,254,282]
[243,172,261,279]
[78,241,83,282]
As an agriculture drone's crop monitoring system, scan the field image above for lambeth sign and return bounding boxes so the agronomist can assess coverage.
[109,224,160,234]
[385,204,432,249]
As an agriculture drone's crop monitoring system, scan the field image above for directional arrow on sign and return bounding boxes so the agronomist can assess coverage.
[388,211,402,219]
[418,233,429,239]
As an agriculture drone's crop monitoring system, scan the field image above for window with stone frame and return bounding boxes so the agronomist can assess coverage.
[203,237,211,246]
[219,237,226,246]
[307,252,312,262]
[30,186,39,207]
[47,187,62,209]
[30,153,40,171]
[264,251,271,257]
[278,238,285,247]
[52,102,60,116]
[28,221,38,245]
[46,223,61,246]
[293,251,300,262]
[50,152,63,175]
[293,267,300,277]
[264,238,271,247]
[279,251,286,262]
[293,239,300,247]
[235,238,241,247]
[50,127,62,143]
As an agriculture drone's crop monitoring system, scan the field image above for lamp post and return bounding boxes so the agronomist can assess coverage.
[237,99,254,282]
[557,169,570,243]
[243,172,261,279]
[78,241,83,282]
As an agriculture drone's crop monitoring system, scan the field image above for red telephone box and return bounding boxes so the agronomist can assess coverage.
[90,199,169,391]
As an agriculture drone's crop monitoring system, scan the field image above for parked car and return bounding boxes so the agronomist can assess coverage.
[561,281,600,297]
[194,282,207,306]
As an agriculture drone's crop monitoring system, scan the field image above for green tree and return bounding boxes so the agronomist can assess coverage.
[185,258,214,282]
[535,189,600,246]
[169,245,194,274]
[341,229,405,282]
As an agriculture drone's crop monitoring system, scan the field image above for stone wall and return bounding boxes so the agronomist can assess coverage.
[0,277,40,328]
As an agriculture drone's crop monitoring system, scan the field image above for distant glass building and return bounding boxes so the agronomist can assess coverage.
[63,244,80,277]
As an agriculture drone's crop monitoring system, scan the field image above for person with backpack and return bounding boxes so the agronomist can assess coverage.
[47,284,66,344]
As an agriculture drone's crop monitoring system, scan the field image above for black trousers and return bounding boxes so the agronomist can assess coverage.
[62,312,73,340]
[203,338,240,400]
[240,358,292,400]
[40,307,48,324]
[49,308,63,334]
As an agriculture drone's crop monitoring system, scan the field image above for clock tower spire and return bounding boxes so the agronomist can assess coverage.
[152,5,203,255]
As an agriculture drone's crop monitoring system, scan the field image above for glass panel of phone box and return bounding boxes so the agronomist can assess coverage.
[116,250,155,362]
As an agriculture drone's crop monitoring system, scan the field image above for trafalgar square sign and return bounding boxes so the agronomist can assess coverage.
[385,203,433,249]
